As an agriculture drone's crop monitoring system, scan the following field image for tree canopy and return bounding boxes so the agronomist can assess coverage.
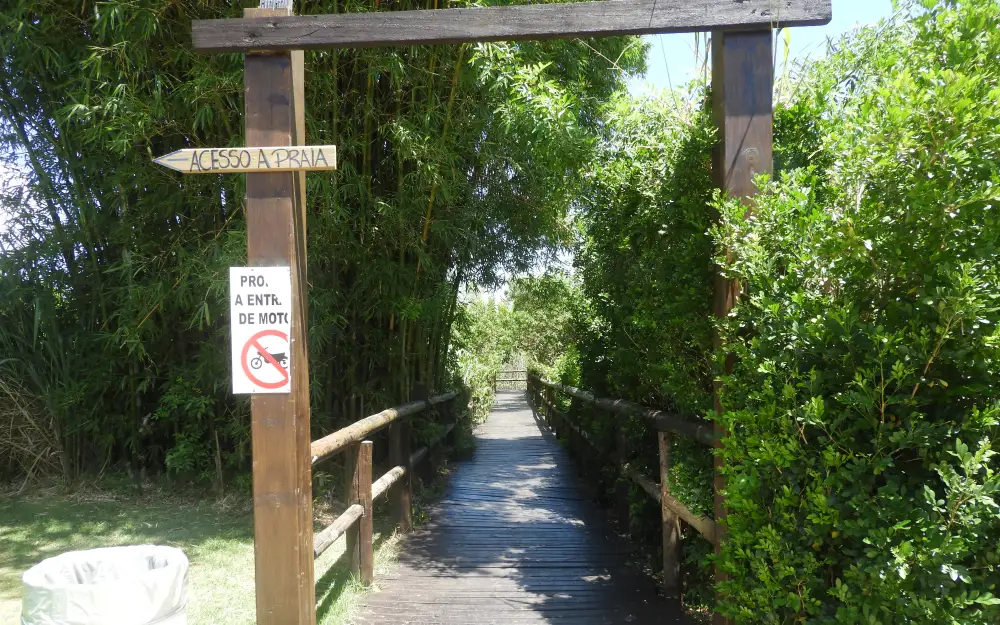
[0,0,643,482]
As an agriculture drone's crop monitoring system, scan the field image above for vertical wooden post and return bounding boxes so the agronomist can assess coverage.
[358,440,375,585]
[711,28,773,625]
[344,442,361,575]
[613,416,629,527]
[659,431,681,598]
[244,8,315,625]
[546,387,554,430]
[445,396,457,447]
[389,416,413,532]
[551,391,560,438]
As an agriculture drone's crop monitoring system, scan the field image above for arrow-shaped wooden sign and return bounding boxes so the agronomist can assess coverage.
[154,145,336,174]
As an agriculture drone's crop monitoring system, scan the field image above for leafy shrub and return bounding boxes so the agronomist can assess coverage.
[0,0,642,482]
[553,90,719,600]
[714,1,1000,621]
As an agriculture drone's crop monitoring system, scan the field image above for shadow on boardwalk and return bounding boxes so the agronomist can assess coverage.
[352,390,689,624]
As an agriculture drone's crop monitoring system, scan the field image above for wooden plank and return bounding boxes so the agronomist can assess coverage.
[356,391,687,623]
[710,28,774,625]
[359,440,374,586]
[191,0,830,53]
[372,464,407,501]
[152,145,336,173]
[287,45,314,625]
[243,8,315,622]
[543,393,716,542]
[659,431,681,597]
[313,503,363,558]
[311,391,457,464]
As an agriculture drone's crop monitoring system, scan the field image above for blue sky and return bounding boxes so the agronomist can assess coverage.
[628,0,896,95]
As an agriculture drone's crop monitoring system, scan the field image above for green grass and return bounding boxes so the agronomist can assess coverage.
[0,421,475,623]
[0,485,401,625]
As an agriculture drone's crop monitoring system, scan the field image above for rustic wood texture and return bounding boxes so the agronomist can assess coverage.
[351,390,689,624]
[243,8,315,622]
[371,464,406,501]
[286,45,315,625]
[532,380,716,539]
[152,145,336,173]
[311,391,458,464]
[344,442,361,576]
[533,377,714,446]
[192,0,830,53]
[710,28,774,625]
[358,440,375,586]
[313,503,363,558]
[659,431,681,597]
[409,416,459,466]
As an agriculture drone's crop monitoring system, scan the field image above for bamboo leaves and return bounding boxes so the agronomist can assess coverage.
[0,0,638,482]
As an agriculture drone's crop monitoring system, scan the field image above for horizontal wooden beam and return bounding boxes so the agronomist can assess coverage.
[372,465,407,501]
[310,391,457,465]
[192,0,831,53]
[623,464,717,542]
[533,376,715,446]
[313,503,363,558]
[533,386,717,542]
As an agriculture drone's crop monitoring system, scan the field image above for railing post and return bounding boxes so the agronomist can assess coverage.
[613,416,629,527]
[344,442,361,576]
[659,431,681,598]
[389,417,413,533]
[359,440,374,585]
[243,10,315,622]
[444,396,457,447]
[548,388,556,434]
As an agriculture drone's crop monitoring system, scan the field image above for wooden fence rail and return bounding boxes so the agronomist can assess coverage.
[527,375,716,598]
[494,369,528,391]
[309,390,463,585]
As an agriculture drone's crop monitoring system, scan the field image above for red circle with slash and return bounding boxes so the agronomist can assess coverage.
[241,329,290,389]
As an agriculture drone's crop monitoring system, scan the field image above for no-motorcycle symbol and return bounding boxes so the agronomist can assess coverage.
[241,329,290,390]
[230,266,292,394]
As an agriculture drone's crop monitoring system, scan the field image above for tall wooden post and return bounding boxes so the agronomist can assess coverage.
[344,442,361,575]
[659,431,681,598]
[244,8,315,625]
[711,28,774,625]
[358,440,375,586]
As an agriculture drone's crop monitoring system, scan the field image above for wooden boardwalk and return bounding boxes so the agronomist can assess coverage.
[352,390,689,624]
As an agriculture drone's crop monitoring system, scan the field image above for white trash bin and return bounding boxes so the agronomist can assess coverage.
[21,545,188,625]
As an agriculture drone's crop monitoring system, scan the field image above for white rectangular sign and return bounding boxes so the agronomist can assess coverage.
[230,266,292,394]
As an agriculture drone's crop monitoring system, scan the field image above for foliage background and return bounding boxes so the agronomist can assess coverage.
[0,0,643,486]
[714,1,1000,621]
[518,0,1000,620]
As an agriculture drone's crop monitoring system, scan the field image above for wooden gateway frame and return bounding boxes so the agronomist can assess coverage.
[187,0,832,623]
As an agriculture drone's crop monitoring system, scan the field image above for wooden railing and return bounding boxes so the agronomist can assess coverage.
[527,375,716,598]
[494,369,528,390]
[310,391,463,584]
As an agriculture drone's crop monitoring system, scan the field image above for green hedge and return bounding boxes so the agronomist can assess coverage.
[714,1,1000,621]
[562,0,1000,620]
[568,91,719,605]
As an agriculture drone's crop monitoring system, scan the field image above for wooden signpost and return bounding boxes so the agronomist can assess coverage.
[172,1,831,624]
[154,145,336,174]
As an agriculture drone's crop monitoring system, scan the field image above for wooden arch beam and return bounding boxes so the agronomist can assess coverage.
[192,0,831,53]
